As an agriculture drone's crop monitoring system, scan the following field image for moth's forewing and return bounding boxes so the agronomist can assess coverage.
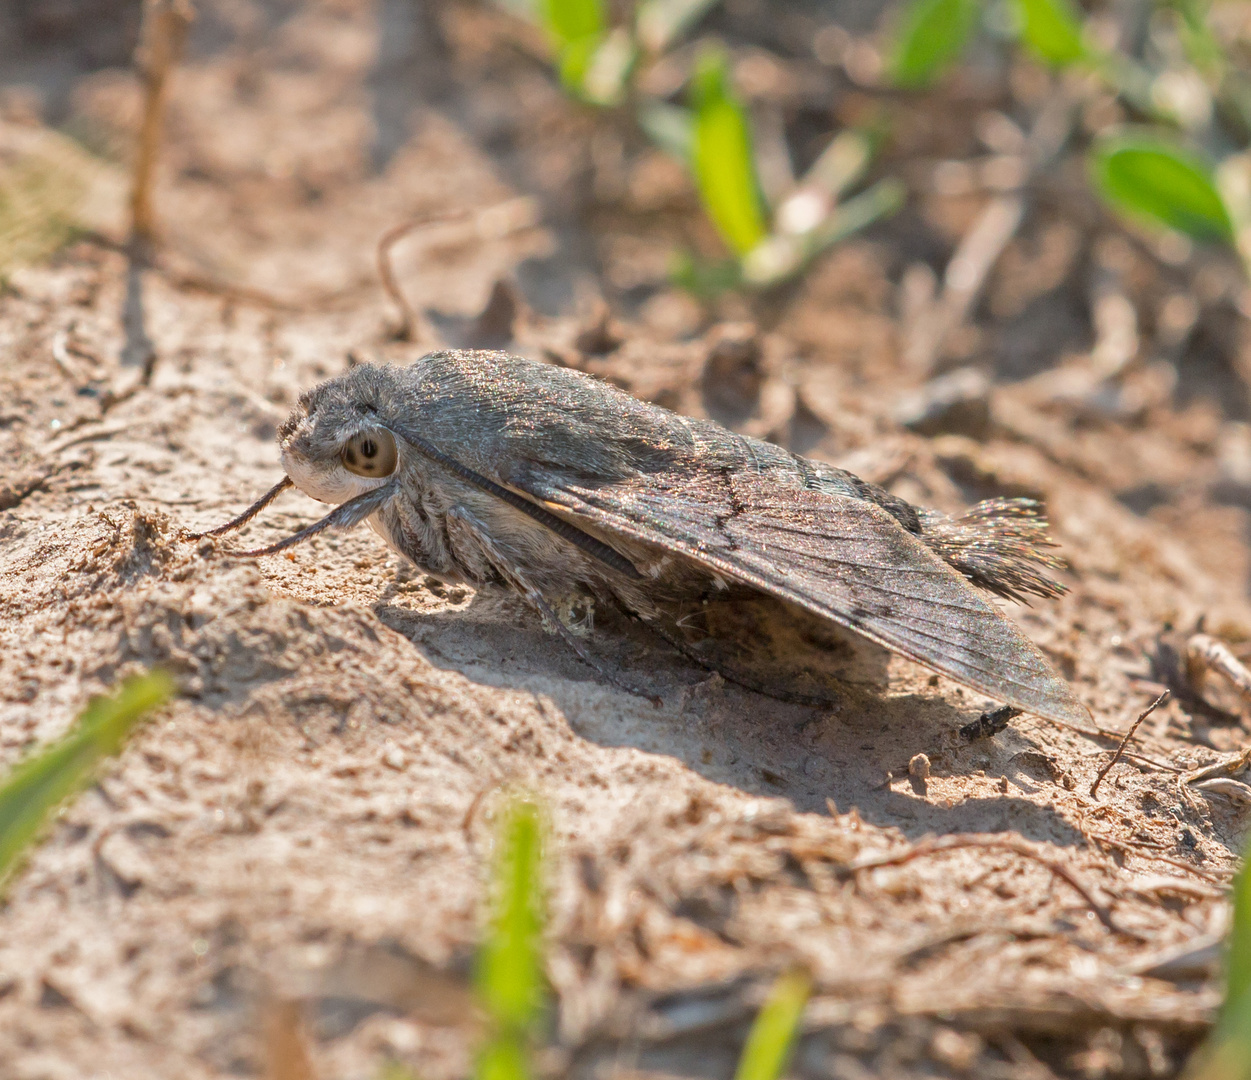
[652,588,892,705]
[512,464,1089,725]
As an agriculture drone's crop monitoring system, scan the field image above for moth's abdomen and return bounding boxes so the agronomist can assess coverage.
[918,498,1067,604]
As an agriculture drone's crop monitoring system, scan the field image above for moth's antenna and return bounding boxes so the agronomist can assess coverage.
[186,476,293,539]
[236,481,396,557]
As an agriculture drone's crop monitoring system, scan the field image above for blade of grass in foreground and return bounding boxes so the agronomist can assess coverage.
[0,670,174,884]
[734,968,812,1080]
[1185,842,1251,1080]
[539,0,607,92]
[474,795,546,1080]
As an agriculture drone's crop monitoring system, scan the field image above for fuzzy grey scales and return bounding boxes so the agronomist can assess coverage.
[196,349,1088,725]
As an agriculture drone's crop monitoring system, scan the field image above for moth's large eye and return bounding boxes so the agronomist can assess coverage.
[341,429,397,478]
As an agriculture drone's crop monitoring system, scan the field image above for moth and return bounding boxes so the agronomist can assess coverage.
[191,349,1087,724]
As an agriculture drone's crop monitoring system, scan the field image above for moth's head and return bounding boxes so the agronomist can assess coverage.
[278,364,401,504]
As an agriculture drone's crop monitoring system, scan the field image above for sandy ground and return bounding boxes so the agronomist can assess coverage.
[2,1,1251,1078]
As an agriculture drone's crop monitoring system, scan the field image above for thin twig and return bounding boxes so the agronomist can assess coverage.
[1090,691,1169,799]
[376,198,539,340]
[851,833,1125,934]
[1082,831,1232,884]
[1080,748,1182,773]
[904,92,1075,372]
[129,0,194,256]
[377,208,477,341]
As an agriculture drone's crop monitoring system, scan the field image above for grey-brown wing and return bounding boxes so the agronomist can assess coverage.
[512,464,1087,725]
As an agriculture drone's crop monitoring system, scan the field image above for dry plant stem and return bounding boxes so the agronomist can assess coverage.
[130,0,194,256]
[1186,633,1251,703]
[1083,748,1181,773]
[904,196,1023,370]
[906,92,1074,372]
[1089,691,1169,799]
[377,208,482,341]
[1083,831,1232,885]
[376,199,538,340]
[851,834,1122,934]
[1047,715,1177,768]
[262,999,316,1080]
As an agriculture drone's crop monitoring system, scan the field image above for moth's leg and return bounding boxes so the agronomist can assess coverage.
[234,481,398,557]
[446,506,661,706]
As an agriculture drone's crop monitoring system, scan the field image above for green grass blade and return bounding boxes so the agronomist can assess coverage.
[734,968,812,1080]
[1090,135,1235,244]
[1183,839,1251,1080]
[1013,0,1087,68]
[0,670,174,884]
[690,46,767,256]
[890,0,982,90]
[539,0,604,49]
[475,1034,530,1080]
[476,796,546,1032]
[1229,849,1251,1020]
[538,0,607,92]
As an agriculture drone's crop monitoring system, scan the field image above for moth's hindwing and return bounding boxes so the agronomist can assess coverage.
[513,464,1088,725]
[652,589,893,705]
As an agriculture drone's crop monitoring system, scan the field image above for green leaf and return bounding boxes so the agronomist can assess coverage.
[890,0,982,89]
[1013,0,1087,67]
[476,796,546,1032]
[557,35,604,94]
[689,46,767,256]
[539,0,604,48]
[0,670,174,884]
[1170,0,1225,80]
[1090,135,1234,244]
[539,0,607,94]
[734,968,812,1080]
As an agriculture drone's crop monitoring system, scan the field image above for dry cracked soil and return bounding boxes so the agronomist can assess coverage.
[2,1,1251,1078]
